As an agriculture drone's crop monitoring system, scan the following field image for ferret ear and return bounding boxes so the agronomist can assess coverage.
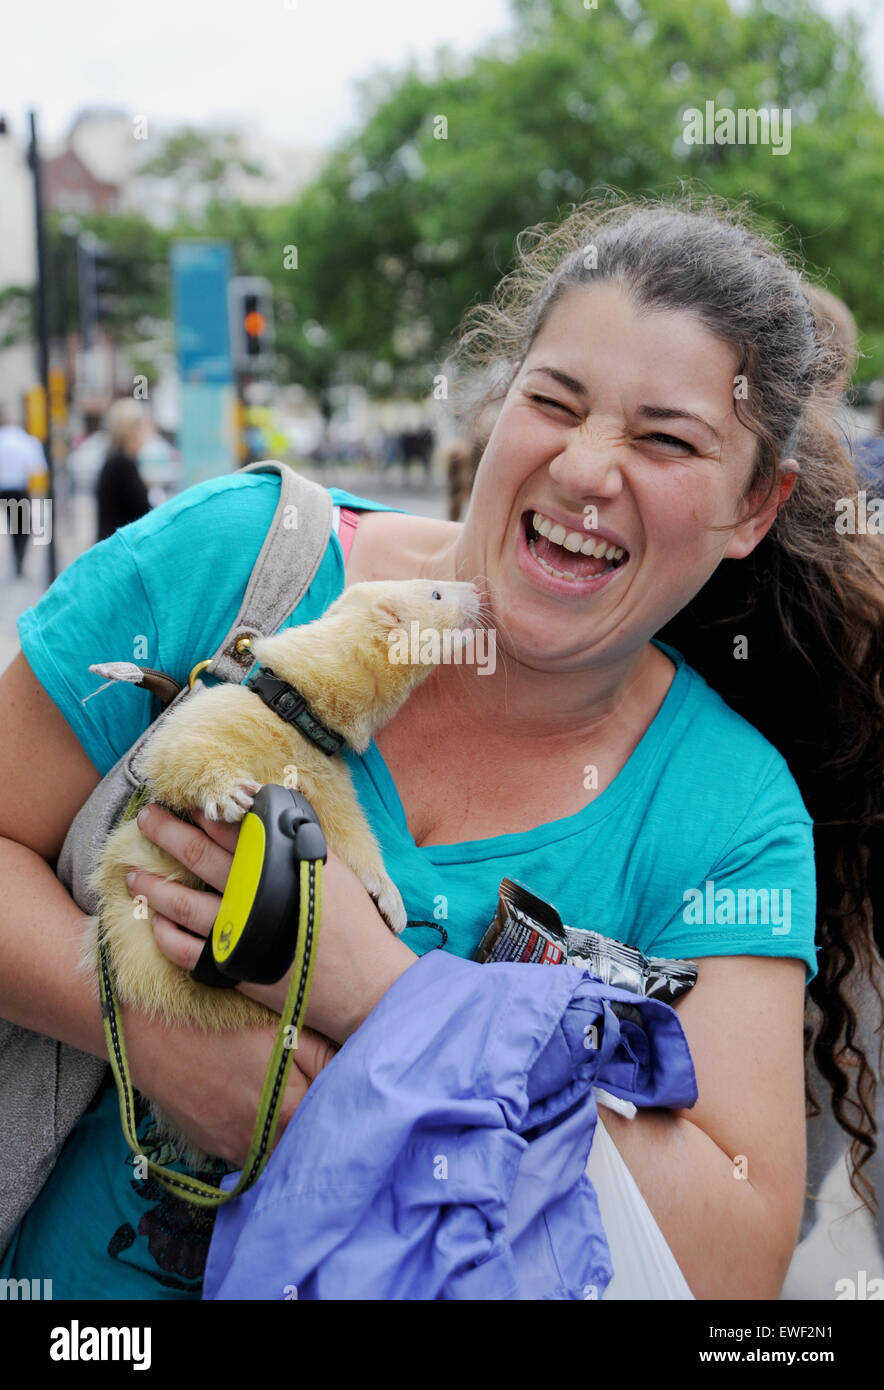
[371,597,402,629]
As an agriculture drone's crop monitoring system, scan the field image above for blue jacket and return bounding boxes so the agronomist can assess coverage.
[204,951,697,1300]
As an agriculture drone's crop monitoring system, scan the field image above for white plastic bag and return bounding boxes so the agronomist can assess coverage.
[588,1109,694,1300]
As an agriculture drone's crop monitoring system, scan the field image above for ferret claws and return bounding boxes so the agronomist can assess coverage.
[203,777,262,823]
[373,880,408,935]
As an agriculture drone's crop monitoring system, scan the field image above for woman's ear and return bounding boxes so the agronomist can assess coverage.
[724,460,799,560]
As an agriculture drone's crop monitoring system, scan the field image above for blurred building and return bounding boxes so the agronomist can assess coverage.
[43,108,129,215]
[43,146,120,215]
[0,118,39,415]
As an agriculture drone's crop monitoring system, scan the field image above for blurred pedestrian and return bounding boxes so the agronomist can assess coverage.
[803,284,884,486]
[95,399,153,543]
[444,434,483,520]
[0,404,47,579]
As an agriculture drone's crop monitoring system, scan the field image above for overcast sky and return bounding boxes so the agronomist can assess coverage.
[2,0,881,148]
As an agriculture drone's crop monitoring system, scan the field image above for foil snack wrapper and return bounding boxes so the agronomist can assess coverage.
[474,877,697,1006]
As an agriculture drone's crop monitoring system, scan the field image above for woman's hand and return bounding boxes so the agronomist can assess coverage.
[122,1000,339,1168]
[130,802,418,1044]
[122,801,416,1165]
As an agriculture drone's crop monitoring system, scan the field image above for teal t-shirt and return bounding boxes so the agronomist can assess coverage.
[3,468,817,1299]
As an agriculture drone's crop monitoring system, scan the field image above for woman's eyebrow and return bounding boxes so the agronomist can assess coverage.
[527,366,587,395]
[527,369,721,443]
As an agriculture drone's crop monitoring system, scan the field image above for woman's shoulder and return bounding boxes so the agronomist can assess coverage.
[130,466,284,538]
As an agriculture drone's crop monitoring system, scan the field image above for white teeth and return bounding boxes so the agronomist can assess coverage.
[529,510,628,570]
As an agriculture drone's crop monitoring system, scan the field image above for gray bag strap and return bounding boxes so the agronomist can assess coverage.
[206,461,333,685]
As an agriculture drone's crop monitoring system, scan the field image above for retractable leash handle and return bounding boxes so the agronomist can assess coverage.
[98,784,326,1208]
[192,785,326,989]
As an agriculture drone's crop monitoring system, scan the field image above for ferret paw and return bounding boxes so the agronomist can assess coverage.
[202,777,261,823]
[373,880,408,935]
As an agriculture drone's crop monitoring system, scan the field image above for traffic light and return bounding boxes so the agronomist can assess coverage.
[77,232,118,347]
[230,276,274,374]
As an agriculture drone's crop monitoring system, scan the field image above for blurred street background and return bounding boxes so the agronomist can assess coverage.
[2,0,884,1299]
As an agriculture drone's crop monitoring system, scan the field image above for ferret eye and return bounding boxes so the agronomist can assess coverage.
[431,590,442,601]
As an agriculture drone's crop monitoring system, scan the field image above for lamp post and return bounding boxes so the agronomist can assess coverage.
[26,110,57,584]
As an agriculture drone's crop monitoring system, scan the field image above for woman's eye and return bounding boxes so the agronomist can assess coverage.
[527,392,577,417]
[644,432,695,453]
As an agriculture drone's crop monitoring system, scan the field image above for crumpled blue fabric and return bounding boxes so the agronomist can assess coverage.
[203,950,697,1301]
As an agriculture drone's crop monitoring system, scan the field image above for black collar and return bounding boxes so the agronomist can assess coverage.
[243,663,346,757]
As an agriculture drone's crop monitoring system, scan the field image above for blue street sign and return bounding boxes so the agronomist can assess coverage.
[177,382,237,485]
[171,240,236,482]
[171,241,234,385]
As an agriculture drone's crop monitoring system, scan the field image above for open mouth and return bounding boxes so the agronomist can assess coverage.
[522,511,629,583]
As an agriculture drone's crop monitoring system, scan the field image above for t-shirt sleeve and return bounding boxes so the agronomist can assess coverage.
[16,529,162,777]
[15,470,320,780]
[645,753,818,981]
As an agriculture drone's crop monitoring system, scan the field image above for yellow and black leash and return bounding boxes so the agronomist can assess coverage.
[97,784,325,1207]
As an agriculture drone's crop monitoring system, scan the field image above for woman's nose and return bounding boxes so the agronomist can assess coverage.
[550,423,625,497]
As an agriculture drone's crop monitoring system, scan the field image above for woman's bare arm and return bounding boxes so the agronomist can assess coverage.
[601,953,807,1300]
[0,650,106,1046]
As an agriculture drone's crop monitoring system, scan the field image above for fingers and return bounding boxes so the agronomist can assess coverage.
[127,865,219,939]
[151,912,206,970]
[191,808,245,854]
[136,802,235,892]
[295,1027,340,1082]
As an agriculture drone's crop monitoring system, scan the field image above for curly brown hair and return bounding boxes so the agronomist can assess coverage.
[451,190,884,1211]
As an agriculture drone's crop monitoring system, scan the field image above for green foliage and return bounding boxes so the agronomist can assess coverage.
[46,211,172,347]
[0,284,34,350]
[281,0,884,391]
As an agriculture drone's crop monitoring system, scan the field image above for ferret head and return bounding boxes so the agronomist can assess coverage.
[251,579,482,752]
[361,578,480,646]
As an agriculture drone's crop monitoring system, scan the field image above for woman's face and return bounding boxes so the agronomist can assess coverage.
[462,280,779,671]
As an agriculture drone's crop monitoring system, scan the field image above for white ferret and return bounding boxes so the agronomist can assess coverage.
[85,579,480,1042]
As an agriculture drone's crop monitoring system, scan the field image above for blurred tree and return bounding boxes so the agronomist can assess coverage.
[138,127,265,220]
[0,284,33,350]
[272,0,884,394]
[44,212,172,349]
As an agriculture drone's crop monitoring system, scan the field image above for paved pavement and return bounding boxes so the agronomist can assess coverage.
[1,460,881,1296]
[0,479,97,675]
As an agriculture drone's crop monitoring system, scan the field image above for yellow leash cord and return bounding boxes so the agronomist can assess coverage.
[97,786,323,1206]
